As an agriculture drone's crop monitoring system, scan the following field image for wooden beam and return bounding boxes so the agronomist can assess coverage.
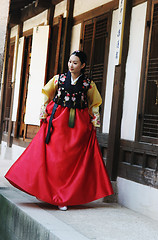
[106,0,133,180]
[52,0,63,4]
[73,0,146,26]
[9,11,21,26]
[61,0,75,73]
[118,139,158,188]
[74,1,119,25]
[35,0,52,8]
[20,5,49,23]
[9,0,59,26]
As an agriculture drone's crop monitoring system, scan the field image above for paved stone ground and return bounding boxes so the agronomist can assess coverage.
[1,141,158,240]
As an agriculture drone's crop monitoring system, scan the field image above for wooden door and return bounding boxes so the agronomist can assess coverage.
[3,42,15,133]
[18,36,32,139]
[81,14,110,125]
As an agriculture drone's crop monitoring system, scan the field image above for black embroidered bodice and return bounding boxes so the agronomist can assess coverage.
[53,72,91,109]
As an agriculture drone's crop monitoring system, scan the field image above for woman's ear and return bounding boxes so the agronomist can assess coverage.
[81,63,86,70]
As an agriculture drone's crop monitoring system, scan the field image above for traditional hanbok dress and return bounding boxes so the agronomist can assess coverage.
[5,72,113,206]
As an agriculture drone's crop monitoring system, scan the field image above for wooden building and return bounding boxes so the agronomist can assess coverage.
[0,0,158,220]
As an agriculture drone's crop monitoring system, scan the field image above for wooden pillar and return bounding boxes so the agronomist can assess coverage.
[0,25,11,143]
[7,24,23,147]
[106,0,133,180]
[61,0,75,73]
[0,0,11,144]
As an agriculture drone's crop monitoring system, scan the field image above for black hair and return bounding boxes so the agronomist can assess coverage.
[70,50,87,73]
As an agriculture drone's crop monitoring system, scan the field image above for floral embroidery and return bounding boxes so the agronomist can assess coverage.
[57,88,61,97]
[65,95,70,101]
[83,81,89,87]
[60,75,66,82]
[39,104,48,119]
[91,113,101,128]
[53,73,91,109]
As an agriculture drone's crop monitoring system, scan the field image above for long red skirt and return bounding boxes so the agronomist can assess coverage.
[5,101,113,206]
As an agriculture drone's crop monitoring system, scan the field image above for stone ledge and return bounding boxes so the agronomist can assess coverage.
[0,189,89,240]
[1,185,158,240]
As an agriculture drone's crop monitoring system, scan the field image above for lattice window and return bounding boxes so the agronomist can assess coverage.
[82,15,108,94]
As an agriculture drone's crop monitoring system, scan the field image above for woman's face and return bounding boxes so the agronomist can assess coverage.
[68,55,85,76]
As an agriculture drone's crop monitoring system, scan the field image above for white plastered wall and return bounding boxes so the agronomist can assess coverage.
[54,0,67,18]
[121,2,147,141]
[70,24,81,53]
[102,9,118,134]
[23,10,48,32]
[73,0,112,17]
[102,2,147,138]
[117,177,158,221]
[10,25,18,38]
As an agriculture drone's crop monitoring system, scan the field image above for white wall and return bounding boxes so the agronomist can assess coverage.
[10,9,48,39]
[102,9,118,134]
[121,2,147,141]
[73,0,112,17]
[10,26,18,38]
[117,177,158,221]
[103,2,147,137]
[54,0,67,18]
[70,23,81,53]
[23,10,48,32]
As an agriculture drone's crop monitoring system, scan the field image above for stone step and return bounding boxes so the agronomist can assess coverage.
[0,141,158,240]
[0,185,158,240]
[0,188,89,240]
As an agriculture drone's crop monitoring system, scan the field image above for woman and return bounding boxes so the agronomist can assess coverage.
[5,51,113,211]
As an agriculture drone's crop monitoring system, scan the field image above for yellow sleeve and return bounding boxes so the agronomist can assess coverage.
[42,75,59,104]
[87,81,102,127]
[39,75,58,120]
